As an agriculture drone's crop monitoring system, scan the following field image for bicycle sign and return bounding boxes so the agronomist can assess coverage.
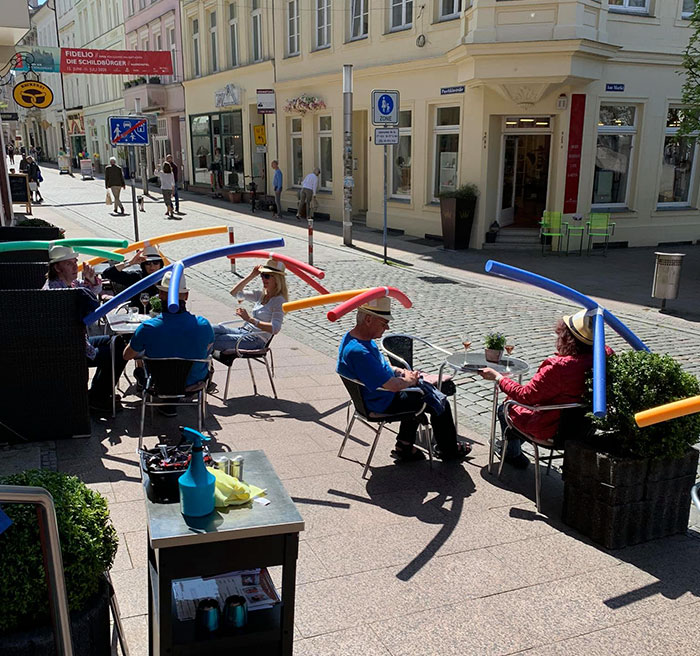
[109,116,149,146]
[371,89,399,126]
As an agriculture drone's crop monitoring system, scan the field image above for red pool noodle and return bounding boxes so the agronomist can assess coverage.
[227,250,325,279]
[327,287,412,322]
[286,263,330,295]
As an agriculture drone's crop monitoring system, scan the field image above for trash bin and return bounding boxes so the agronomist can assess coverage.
[652,252,685,310]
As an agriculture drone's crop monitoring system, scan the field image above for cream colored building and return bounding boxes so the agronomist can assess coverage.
[182,0,699,249]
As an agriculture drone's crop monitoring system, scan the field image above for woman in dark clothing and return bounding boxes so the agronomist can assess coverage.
[26,156,43,202]
[101,245,164,313]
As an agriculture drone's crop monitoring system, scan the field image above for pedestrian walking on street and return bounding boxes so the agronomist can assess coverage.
[165,154,180,213]
[18,153,28,173]
[105,157,126,214]
[6,144,14,164]
[158,162,176,219]
[26,156,43,203]
[271,160,283,218]
[297,167,319,220]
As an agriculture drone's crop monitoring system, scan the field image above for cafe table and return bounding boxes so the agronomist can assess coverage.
[144,449,304,655]
[438,352,530,472]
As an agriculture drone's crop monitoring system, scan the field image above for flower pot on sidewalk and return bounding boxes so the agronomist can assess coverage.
[438,184,478,250]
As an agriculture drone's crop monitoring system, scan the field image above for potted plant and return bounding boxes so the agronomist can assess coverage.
[563,351,700,549]
[484,332,506,363]
[123,81,132,89]
[149,295,162,316]
[148,76,161,84]
[485,220,500,244]
[0,469,118,655]
[438,183,478,250]
[228,187,243,203]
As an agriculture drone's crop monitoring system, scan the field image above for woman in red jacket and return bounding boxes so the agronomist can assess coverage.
[478,309,608,469]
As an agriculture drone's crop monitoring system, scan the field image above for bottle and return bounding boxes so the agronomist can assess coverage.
[178,427,216,517]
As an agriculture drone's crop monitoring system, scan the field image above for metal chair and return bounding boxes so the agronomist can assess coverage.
[586,212,616,256]
[138,356,211,447]
[539,211,569,255]
[337,374,434,479]
[212,330,277,401]
[499,400,589,513]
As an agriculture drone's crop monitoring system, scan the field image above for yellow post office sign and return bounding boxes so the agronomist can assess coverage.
[13,80,54,109]
[253,125,267,146]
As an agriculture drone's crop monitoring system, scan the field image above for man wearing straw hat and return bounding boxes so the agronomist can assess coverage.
[337,297,471,463]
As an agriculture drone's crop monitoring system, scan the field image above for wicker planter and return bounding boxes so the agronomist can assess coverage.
[562,440,699,549]
[439,196,477,250]
[484,348,503,363]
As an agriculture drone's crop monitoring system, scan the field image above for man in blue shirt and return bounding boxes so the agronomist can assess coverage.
[271,160,283,219]
[124,270,214,417]
[337,297,470,463]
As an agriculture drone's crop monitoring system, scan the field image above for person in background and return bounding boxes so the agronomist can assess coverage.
[105,157,126,214]
[296,168,319,220]
[7,144,14,164]
[165,154,180,214]
[101,245,164,313]
[19,145,26,157]
[158,162,175,218]
[26,156,43,203]
[18,153,28,173]
[43,245,127,414]
[271,160,283,219]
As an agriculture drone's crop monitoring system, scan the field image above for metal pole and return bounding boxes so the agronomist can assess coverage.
[307,217,314,266]
[131,174,139,241]
[383,143,388,265]
[0,485,73,656]
[342,64,353,247]
[228,226,236,274]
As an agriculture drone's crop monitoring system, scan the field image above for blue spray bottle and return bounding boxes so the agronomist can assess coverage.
[178,427,216,517]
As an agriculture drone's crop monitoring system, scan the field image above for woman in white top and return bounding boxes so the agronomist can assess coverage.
[158,161,175,218]
[212,258,288,353]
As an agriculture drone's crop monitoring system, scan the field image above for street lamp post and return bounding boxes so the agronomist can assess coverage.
[48,0,72,173]
[342,64,353,247]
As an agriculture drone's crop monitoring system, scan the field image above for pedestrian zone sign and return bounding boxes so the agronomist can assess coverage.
[109,116,149,146]
[371,89,399,126]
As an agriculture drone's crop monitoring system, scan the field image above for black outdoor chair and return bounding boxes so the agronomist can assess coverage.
[337,374,434,479]
[139,356,211,447]
[0,262,48,290]
[499,400,590,513]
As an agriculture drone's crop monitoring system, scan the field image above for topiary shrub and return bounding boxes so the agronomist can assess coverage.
[585,351,700,460]
[0,470,118,635]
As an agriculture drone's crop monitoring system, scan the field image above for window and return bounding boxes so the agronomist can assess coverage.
[592,105,637,207]
[316,0,331,48]
[140,36,149,51]
[658,108,698,206]
[228,4,239,67]
[608,0,649,14]
[155,33,162,51]
[209,12,218,72]
[391,0,413,30]
[391,111,412,198]
[683,0,694,18]
[291,117,303,185]
[252,1,263,62]
[350,0,368,39]
[192,19,201,77]
[318,116,332,189]
[433,106,460,198]
[287,0,299,55]
[168,26,177,80]
[440,0,461,20]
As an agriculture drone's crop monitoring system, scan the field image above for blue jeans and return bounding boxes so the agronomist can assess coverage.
[213,324,267,353]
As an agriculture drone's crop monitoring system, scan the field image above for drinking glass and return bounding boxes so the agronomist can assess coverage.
[460,335,472,366]
[140,292,150,315]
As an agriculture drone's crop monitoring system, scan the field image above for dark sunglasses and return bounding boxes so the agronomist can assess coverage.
[261,273,272,280]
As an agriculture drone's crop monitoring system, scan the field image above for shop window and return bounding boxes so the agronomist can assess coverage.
[288,0,300,56]
[191,115,210,184]
[228,4,239,67]
[608,0,650,14]
[592,104,637,207]
[252,0,263,62]
[209,12,218,73]
[439,0,461,20]
[318,116,333,190]
[291,118,303,186]
[391,111,412,199]
[190,112,244,188]
[350,0,368,39]
[658,108,698,207]
[682,0,694,18]
[390,0,413,31]
[433,107,460,199]
[316,0,331,48]
[192,19,201,77]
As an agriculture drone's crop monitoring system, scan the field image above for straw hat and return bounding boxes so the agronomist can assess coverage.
[562,309,593,345]
[143,245,163,262]
[359,297,392,321]
[259,258,286,275]
[157,270,188,293]
[48,245,78,264]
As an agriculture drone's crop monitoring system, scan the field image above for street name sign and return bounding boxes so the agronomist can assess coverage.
[371,89,399,126]
[374,128,399,146]
[109,116,149,146]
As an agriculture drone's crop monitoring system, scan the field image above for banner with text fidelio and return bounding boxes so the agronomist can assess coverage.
[563,94,586,214]
[60,49,173,75]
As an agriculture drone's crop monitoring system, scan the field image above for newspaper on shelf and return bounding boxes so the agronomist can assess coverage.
[172,568,280,621]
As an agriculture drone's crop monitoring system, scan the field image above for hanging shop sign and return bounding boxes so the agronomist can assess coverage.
[215,84,242,108]
[13,80,54,109]
[13,46,61,73]
[563,94,586,214]
[68,112,85,136]
[60,49,173,75]
[253,125,267,146]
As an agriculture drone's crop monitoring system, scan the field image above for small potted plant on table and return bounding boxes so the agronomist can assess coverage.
[484,332,506,363]
[149,295,163,316]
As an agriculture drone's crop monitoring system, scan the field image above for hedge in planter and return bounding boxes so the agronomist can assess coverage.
[438,184,478,250]
[563,351,700,549]
[0,470,118,637]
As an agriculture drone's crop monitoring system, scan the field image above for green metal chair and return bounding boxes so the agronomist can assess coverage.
[586,213,616,256]
[539,211,567,255]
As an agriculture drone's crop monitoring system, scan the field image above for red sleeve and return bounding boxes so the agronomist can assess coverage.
[498,358,563,406]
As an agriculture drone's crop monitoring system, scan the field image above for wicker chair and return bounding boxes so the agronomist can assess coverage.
[0,289,90,442]
[0,262,48,290]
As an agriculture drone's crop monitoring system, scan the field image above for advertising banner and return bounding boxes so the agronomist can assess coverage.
[60,49,173,75]
[13,46,61,73]
[563,94,586,214]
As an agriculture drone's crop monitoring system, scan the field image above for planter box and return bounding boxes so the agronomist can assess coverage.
[562,440,699,549]
[439,196,477,250]
[228,191,242,203]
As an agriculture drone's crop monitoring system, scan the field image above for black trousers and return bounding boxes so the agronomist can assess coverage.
[384,391,458,459]
[88,335,127,402]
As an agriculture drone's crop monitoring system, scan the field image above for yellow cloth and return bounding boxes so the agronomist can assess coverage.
[206,466,266,508]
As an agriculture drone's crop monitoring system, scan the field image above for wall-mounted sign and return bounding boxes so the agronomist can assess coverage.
[605,83,625,92]
[215,83,241,108]
[0,112,19,121]
[68,112,85,136]
[13,80,54,109]
[253,125,267,146]
[440,86,465,95]
[556,94,568,111]
[257,89,275,114]
[374,127,399,146]
[60,49,173,75]
[563,94,586,214]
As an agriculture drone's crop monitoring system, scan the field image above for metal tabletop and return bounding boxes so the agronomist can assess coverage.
[106,311,150,335]
[144,449,305,550]
[444,352,530,377]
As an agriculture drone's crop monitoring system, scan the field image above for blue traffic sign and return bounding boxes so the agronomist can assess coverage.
[371,89,399,126]
[109,116,149,146]
[378,94,394,115]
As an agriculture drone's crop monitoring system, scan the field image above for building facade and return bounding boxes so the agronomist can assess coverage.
[180,0,698,249]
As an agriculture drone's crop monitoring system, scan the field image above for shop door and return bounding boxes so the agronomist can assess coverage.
[499,135,518,226]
